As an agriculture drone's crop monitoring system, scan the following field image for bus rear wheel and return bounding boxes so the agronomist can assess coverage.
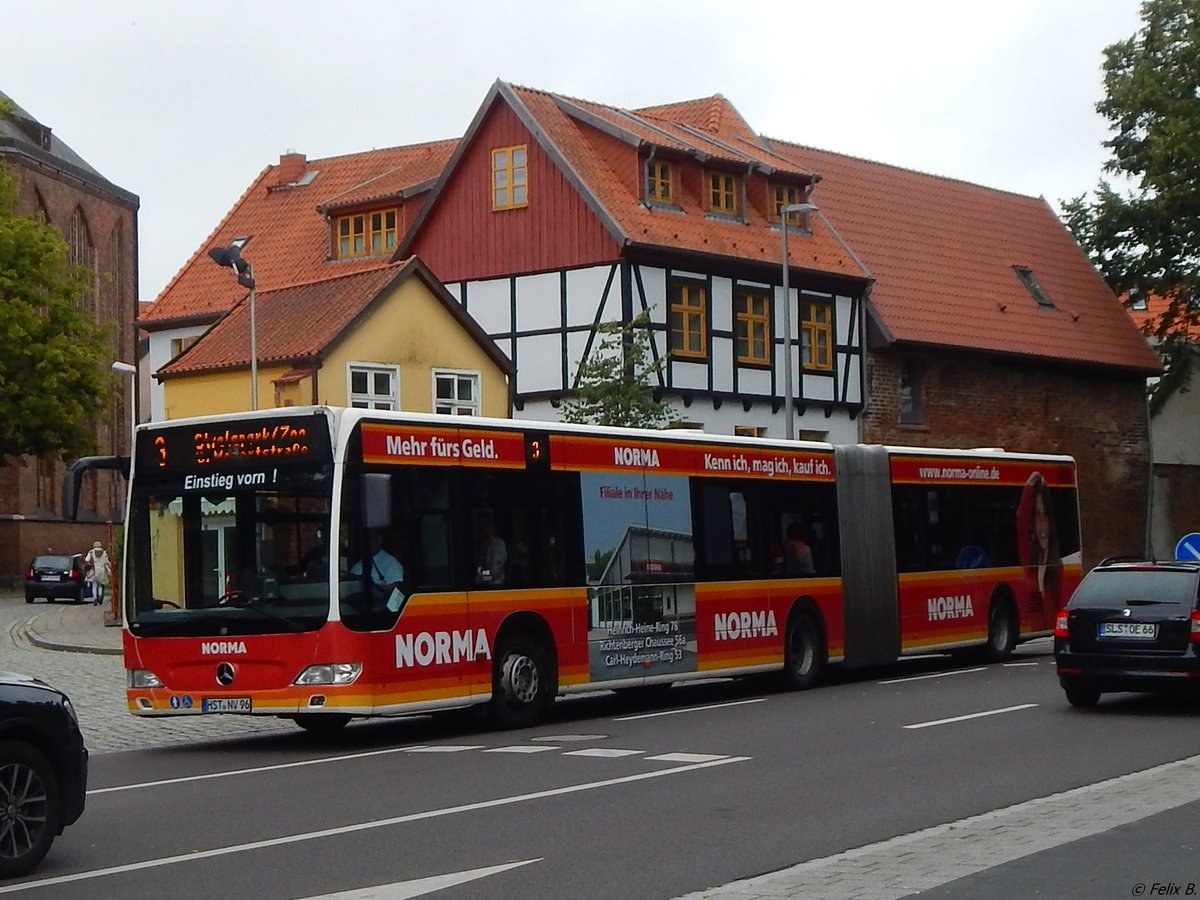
[781,613,822,691]
[489,633,548,729]
[983,601,1017,662]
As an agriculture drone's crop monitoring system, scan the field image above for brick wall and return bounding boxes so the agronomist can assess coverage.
[862,348,1150,569]
[0,154,137,579]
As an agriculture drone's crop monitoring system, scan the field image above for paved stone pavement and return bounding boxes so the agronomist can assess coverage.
[1,593,290,753]
[7,592,1200,898]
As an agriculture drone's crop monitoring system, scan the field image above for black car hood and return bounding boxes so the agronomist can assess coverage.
[0,670,59,693]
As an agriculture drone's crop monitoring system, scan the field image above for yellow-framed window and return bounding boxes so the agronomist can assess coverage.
[647,160,673,203]
[801,301,833,370]
[669,281,708,358]
[492,145,528,210]
[773,185,804,225]
[709,172,739,214]
[735,292,771,365]
[335,209,398,259]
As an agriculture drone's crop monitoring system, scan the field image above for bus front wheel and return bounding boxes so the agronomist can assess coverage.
[489,633,548,729]
[291,713,351,735]
[781,613,822,691]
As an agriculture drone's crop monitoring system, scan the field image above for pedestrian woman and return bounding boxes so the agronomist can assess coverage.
[84,541,111,606]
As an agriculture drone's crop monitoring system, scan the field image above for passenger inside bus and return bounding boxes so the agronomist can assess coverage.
[474,510,508,586]
[783,521,815,575]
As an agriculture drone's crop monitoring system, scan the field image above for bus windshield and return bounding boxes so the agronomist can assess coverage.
[126,468,333,636]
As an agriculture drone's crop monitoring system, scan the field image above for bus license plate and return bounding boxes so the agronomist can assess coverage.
[1098,622,1157,639]
[202,697,252,713]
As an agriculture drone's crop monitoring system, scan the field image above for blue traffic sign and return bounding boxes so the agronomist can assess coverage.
[1175,533,1200,561]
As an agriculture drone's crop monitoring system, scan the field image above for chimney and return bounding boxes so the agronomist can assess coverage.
[276,152,307,186]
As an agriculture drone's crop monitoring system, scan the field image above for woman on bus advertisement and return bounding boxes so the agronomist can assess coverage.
[1017,471,1061,629]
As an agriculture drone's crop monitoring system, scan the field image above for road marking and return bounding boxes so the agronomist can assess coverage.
[531,734,607,742]
[88,745,431,796]
[878,667,986,685]
[903,703,1038,730]
[0,756,749,894]
[406,745,484,753]
[299,859,541,899]
[484,745,559,754]
[1003,661,1040,667]
[647,753,729,763]
[614,698,766,721]
[564,748,643,758]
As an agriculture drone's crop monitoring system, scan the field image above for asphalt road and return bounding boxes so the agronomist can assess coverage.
[2,595,1200,897]
[4,599,1200,900]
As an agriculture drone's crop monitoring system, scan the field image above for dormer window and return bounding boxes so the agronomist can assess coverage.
[708,171,741,216]
[773,185,805,225]
[1013,265,1055,309]
[335,209,397,259]
[646,160,674,204]
[1127,288,1147,311]
[492,145,528,210]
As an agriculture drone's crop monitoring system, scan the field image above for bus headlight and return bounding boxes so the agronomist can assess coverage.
[294,663,362,686]
[128,669,164,689]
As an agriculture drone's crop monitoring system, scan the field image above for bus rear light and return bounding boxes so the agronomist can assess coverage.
[1054,610,1070,639]
[295,662,362,686]
[128,669,164,689]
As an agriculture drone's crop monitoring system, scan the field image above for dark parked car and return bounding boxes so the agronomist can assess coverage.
[0,671,88,878]
[24,554,87,604]
[1055,558,1200,707]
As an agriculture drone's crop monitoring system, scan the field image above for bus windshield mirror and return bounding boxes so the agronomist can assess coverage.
[361,473,392,529]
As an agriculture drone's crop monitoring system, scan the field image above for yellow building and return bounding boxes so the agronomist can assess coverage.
[158,256,513,418]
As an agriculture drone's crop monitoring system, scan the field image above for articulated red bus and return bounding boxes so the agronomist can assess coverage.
[119,406,1081,731]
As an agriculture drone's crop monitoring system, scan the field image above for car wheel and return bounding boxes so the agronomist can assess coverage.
[489,633,549,729]
[781,613,823,691]
[1064,685,1101,708]
[0,740,64,879]
[24,594,34,604]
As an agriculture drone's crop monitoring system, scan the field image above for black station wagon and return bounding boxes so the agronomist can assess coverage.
[0,671,88,878]
[1054,558,1200,707]
[24,554,88,604]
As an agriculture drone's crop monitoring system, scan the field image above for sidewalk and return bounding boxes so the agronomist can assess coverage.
[17,599,123,656]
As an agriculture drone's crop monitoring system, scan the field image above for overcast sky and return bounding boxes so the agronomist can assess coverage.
[3,0,1144,303]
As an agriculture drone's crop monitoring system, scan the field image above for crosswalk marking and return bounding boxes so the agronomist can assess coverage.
[406,745,485,753]
[564,748,644,758]
[484,745,560,754]
[646,752,729,763]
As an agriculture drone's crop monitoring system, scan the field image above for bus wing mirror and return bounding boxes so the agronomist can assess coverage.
[361,473,392,529]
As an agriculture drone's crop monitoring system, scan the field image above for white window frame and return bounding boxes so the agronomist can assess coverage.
[432,369,481,416]
[347,362,399,410]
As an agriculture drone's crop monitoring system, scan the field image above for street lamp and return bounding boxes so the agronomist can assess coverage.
[779,201,873,442]
[779,203,806,441]
[208,241,257,410]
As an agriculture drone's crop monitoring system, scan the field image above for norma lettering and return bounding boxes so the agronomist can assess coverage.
[395,630,492,667]
[613,446,661,468]
[713,610,779,641]
[200,640,247,655]
[927,595,975,621]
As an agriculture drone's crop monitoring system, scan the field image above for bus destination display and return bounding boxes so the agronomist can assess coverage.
[138,414,332,474]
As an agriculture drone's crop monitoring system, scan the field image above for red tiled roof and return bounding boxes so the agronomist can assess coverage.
[499,85,865,280]
[158,258,514,378]
[1127,292,1200,341]
[142,140,458,326]
[767,140,1161,373]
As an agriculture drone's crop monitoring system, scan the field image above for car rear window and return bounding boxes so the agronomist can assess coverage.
[33,555,74,569]
[1070,569,1200,611]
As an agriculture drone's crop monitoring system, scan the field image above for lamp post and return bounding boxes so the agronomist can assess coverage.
[779,201,873,442]
[208,241,257,410]
[109,360,136,626]
[779,203,807,441]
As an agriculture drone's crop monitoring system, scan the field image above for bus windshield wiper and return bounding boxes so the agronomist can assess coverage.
[218,593,306,632]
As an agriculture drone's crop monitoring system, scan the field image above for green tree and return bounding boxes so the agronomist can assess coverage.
[0,160,113,460]
[561,309,679,428]
[1062,0,1200,412]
